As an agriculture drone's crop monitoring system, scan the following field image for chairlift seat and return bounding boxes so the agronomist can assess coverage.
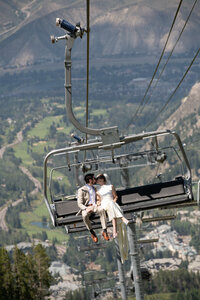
[54,198,108,231]
[54,198,78,217]
[52,176,193,232]
[117,177,185,205]
[117,177,193,212]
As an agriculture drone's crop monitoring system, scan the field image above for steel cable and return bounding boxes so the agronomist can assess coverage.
[137,0,199,119]
[143,46,200,130]
[86,0,90,143]
[127,0,183,128]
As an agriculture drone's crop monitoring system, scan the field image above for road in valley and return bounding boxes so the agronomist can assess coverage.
[0,123,41,231]
[0,199,24,231]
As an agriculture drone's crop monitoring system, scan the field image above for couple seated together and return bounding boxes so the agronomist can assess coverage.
[77,173,129,243]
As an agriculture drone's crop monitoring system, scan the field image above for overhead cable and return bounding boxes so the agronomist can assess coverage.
[136,0,199,118]
[86,0,90,143]
[143,46,200,131]
[127,0,183,127]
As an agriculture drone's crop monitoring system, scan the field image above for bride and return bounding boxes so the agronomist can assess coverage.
[96,174,129,238]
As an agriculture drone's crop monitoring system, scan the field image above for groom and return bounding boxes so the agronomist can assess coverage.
[77,173,109,243]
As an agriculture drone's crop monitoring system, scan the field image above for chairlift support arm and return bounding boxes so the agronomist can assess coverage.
[51,18,120,144]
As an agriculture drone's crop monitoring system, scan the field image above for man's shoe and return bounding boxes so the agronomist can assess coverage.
[91,234,98,243]
[102,231,110,241]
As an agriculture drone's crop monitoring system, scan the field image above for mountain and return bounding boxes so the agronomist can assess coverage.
[158,82,200,132]
[0,0,200,69]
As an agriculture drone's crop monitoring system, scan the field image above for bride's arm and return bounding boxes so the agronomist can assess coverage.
[112,185,118,202]
[96,192,101,206]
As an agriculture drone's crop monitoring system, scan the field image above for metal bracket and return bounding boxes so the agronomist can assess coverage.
[99,126,120,146]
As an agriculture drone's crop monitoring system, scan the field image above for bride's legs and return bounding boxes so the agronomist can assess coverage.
[122,217,129,225]
[112,218,117,238]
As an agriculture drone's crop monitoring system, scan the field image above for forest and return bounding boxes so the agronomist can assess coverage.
[0,244,52,300]
[1,239,200,300]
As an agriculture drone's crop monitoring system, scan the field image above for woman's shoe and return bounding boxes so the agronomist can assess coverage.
[123,219,130,225]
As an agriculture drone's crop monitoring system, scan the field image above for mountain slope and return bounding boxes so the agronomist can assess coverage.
[0,0,200,68]
[158,82,200,132]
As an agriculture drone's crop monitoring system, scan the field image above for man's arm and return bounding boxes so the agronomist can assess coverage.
[77,188,88,210]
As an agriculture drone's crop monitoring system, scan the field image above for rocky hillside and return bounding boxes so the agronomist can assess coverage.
[156,80,200,181]
[0,0,200,68]
[158,82,200,132]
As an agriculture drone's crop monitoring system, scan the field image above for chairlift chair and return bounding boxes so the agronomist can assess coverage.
[44,129,194,233]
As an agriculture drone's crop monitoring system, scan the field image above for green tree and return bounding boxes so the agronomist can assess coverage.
[33,244,53,299]
[64,288,86,300]
[0,247,13,300]
[13,246,33,300]
[25,252,39,299]
[144,269,200,295]
[49,123,57,138]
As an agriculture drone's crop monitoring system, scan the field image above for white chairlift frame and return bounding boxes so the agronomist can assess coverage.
[43,129,192,227]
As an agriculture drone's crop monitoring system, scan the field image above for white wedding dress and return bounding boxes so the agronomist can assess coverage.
[97,184,123,221]
[97,184,129,263]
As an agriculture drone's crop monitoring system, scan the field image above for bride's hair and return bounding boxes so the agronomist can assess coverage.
[96,174,106,182]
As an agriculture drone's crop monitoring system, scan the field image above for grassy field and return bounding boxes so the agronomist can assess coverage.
[91,108,107,117]
[14,141,32,165]
[20,196,69,243]
[128,293,173,300]
[31,140,48,154]
[28,115,66,139]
